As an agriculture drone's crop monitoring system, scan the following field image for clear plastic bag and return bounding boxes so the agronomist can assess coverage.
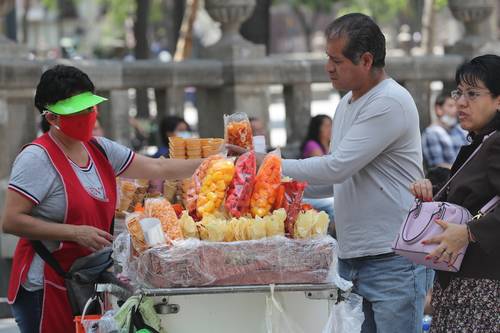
[250,151,282,217]
[224,112,254,152]
[265,284,305,333]
[225,150,256,217]
[321,293,364,333]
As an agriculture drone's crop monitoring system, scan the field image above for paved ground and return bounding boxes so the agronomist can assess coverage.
[0,319,18,333]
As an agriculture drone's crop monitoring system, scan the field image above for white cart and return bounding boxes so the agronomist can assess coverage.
[99,283,347,333]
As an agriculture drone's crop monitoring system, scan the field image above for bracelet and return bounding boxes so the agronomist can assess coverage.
[466,224,477,243]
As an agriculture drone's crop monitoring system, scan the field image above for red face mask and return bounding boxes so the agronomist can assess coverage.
[58,108,98,142]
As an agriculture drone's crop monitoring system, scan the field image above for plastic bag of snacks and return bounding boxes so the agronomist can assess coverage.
[294,210,329,239]
[197,159,235,217]
[117,178,148,213]
[274,180,307,237]
[144,198,183,243]
[224,112,253,152]
[225,151,256,217]
[185,155,223,215]
[125,211,147,253]
[250,152,282,217]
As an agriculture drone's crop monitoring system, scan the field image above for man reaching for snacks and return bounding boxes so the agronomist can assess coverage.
[230,13,426,333]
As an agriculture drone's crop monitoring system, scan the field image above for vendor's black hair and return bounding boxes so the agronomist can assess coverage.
[34,65,95,114]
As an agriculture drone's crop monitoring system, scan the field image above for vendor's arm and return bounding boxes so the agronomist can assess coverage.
[282,98,406,185]
[467,135,500,255]
[121,154,202,180]
[95,136,202,181]
[1,190,112,251]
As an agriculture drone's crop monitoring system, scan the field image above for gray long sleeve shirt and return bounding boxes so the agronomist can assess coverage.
[283,78,424,259]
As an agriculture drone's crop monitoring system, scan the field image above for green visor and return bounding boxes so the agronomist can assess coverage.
[46,91,107,115]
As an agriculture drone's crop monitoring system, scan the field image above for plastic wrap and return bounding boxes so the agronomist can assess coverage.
[224,112,254,152]
[136,235,338,288]
[321,293,364,333]
[225,151,256,217]
[112,232,137,283]
[250,153,282,217]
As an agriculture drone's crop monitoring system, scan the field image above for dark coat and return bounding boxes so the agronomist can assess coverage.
[438,117,500,287]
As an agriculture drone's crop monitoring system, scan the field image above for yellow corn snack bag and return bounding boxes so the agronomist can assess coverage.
[197,214,227,242]
[264,208,286,237]
[179,211,199,239]
[311,211,330,237]
[197,159,235,217]
[294,210,315,239]
[247,216,267,240]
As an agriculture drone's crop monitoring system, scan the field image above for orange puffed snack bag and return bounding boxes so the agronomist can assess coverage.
[144,198,183,243]
[224,112,253,152]
[250,153,282,217]
[197,159,235,217]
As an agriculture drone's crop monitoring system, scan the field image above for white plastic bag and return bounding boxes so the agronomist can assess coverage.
[265,284,305,333]
[322,293,364,333]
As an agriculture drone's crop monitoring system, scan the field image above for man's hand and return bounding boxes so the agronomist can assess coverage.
[73,225,113,251]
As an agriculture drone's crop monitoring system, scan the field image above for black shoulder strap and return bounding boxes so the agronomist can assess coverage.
[31,240,71,279]
[89,138,108,161]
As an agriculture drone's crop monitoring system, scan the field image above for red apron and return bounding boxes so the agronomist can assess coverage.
[7,133,117,333]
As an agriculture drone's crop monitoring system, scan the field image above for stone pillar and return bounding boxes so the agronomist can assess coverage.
[284,83,312,146]
[108,90,132,146]
[405,80,432,132]
[197,0,269,139]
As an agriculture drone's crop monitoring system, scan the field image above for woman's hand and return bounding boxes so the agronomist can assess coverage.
[73,225,113,251]
[409,178,433,201]
[423,220,469,267]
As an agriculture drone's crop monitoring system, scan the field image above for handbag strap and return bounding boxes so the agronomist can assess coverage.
[433,131,496,200]
[31,240,71,279]
[478,195,500,216]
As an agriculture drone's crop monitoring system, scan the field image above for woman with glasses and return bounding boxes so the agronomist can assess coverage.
[0,65,202,332]
[410,55,500,332]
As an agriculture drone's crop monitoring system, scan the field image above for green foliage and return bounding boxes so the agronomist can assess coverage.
[336,0,408,24]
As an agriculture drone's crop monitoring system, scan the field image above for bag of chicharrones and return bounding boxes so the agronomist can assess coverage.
[224,112,254,153]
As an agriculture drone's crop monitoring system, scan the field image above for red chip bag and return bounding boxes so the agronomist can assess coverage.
[281,180,307,237]
[225,151,256,217]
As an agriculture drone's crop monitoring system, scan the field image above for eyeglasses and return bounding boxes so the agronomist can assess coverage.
[451,89,491,102]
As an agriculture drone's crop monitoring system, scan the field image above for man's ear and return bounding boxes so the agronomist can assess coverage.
[360,52,374,70]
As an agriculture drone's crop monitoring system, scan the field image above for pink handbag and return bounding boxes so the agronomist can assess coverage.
[393,132,500,271]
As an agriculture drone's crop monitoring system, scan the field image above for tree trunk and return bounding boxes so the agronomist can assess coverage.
[240,0,271,54]
[134,0,151,119]
[291,5,312,52]
[420,0,435,55]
